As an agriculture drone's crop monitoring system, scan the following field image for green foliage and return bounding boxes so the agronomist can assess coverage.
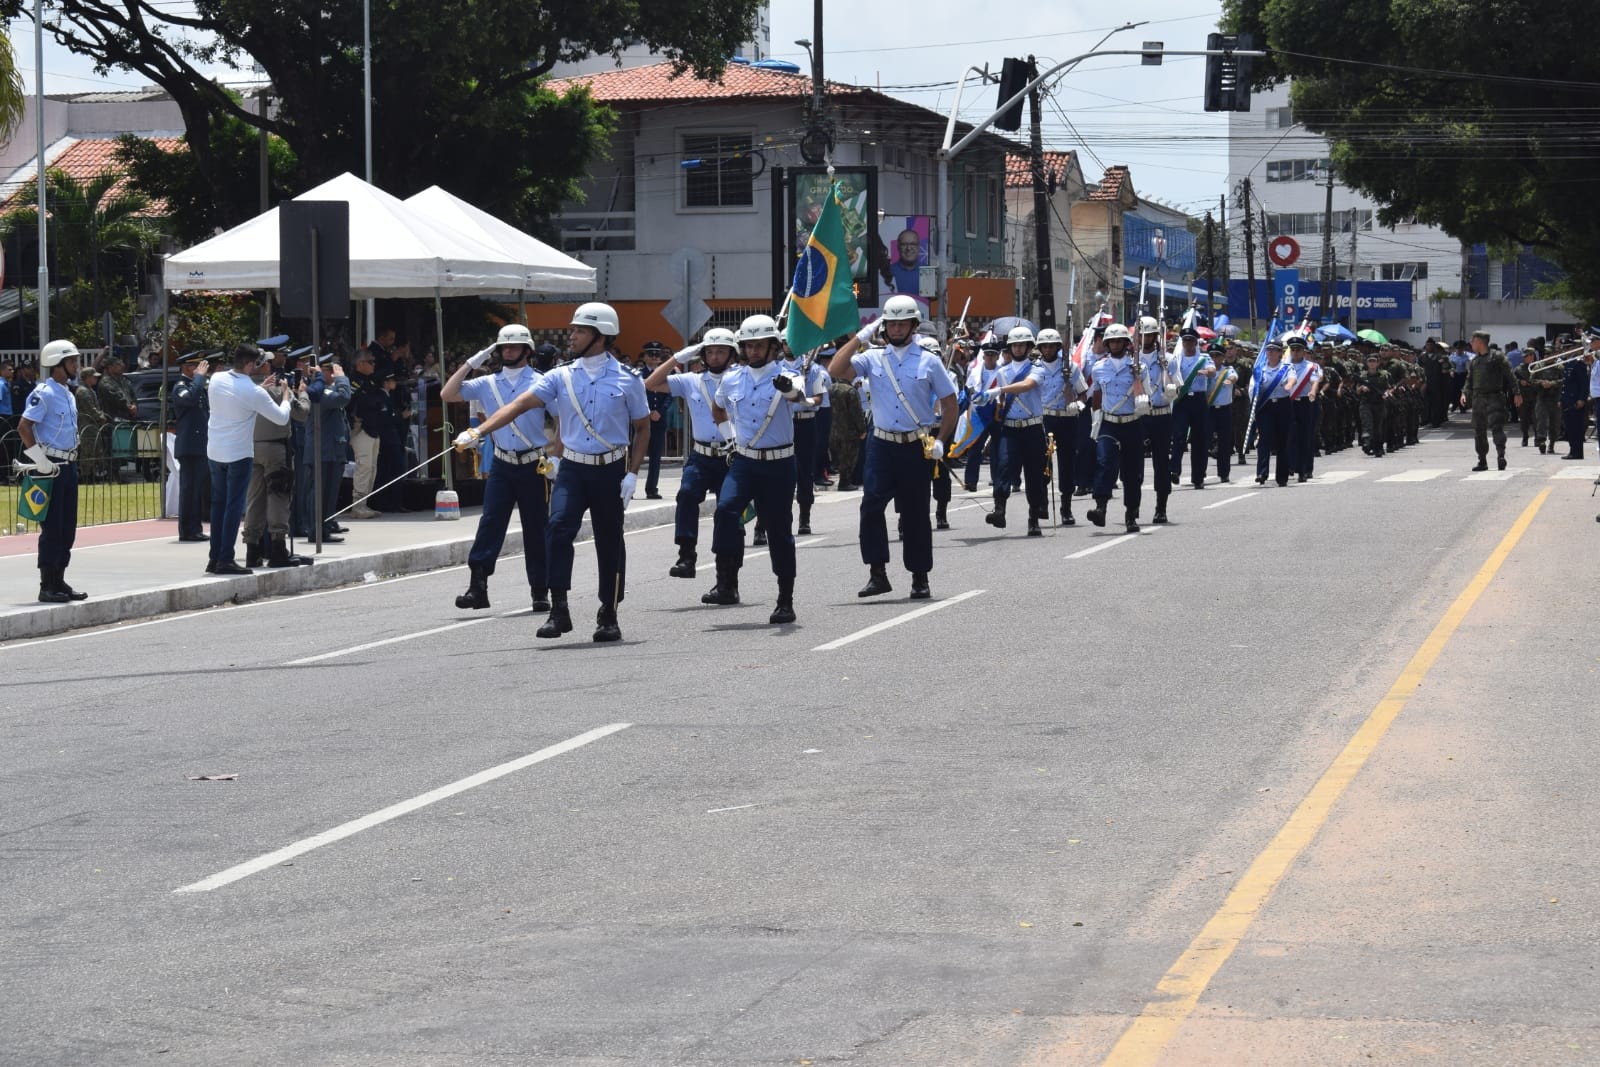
[59,281,141,348]
[167,292,261,354]
[1222,0,1600,321]
[2,168,164,285]
[0,27,24,141]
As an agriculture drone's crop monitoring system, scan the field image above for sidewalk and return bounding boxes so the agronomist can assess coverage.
[1,470,698,642]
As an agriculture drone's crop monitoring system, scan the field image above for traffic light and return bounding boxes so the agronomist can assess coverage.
[1204,33,1254,113]
[995,57,1030,132]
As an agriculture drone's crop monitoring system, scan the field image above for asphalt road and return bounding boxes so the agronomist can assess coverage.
[4,421,1597,1066]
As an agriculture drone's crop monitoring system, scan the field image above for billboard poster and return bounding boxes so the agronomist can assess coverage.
[789,167,878,307]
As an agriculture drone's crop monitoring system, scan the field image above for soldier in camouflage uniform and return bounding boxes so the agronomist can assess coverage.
[1530,354,1563,453]
[1356,352,1390,456]
[828,376,867,491]
[1233,346,1255,462]
[1515,358,1540,449]
[1316,351,1342,455]
[1463,329,1518,470]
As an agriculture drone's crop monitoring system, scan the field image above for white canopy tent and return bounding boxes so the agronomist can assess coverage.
[404,185,596,296]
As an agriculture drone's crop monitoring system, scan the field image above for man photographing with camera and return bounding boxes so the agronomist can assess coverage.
[242,347,312,568]
[205,344,292,575]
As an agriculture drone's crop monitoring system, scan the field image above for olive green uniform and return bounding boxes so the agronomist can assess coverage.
[1531,362,1563,450]
[829,378,867,489]
[1356,367,1389,455]
[1466,350,1517,463]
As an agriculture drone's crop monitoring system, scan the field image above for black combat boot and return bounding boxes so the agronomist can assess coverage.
[1153,500,1168,525]
[752,523,768,547]
[536,589,573,638]
[770,576,796,624]
[1086,498,1108,528]
[909,572,931,600]
[38,568,81,604]
[266,537,313,567]
[1061,501,1075,527]
[530,585,551,612]
[701,555,740,605]
[797,510,812,536]
[669,539,697,579]
[245,538,266,569]
[593,604,622,642]
[1125,511,1141,535]
[1497,451,1507,471]
[985,491,1008,529]
[935,501,949,530]
[857,564,892,597]
[1471,457,1489,472]
[1027,515,1042,536]
[455,563,491,609]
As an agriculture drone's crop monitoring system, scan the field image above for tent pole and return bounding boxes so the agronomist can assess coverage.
[519,288,526,325]
[157,269,170,517]
[435,290,451,490]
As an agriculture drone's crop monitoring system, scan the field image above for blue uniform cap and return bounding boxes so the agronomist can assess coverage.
[256,334,291,350]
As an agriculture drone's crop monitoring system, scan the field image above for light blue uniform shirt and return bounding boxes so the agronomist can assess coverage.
[1209,366,1239,407]
[809,362,832,408]
[1035,357,1087,410]
[1173,350,1214,397]
[849,343,957,432]
[998,359,1046,421]
[20,377,78,450]
[531,358,648,455]
[0,376,11,416]
[1588,356,1600,399]
[1449,352,1470,374]
[1251,359,1294,401]
[666,370,725,442]
[1140,348,1175,412]
[459,365,549,450]
[1090,354,1140,417]
[1286,356,1321,396]
[714,363,796,449]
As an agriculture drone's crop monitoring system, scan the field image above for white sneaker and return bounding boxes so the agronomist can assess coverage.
[350,507,382,520]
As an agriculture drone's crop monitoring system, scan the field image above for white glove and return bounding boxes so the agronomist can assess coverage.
[22,444,58,477]
[620,471,637,507]
[543,455,560,479]
[1066,401,1083,416]
[928,438,946,462]
[1163,382,1178,400]
[1134,395,1152,416]
[855,319,880,347]
[981,388,1001,405]
[466,346,495,370]
[673,343,702,367]
[452,429,481,451]
[717,421,736,443]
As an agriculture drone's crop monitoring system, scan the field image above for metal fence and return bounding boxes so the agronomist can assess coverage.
[0,421,165,534]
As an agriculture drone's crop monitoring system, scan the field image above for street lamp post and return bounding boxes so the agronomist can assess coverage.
[34,0,49,341]
[363,0,374,336]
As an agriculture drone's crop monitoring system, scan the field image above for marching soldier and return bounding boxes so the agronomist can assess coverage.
[459,303,649,642]
[1034,327,1087,525]
[1356,352,1390,457]
[782,346,831,535]
[979,326,1050,536]
[1205,347,1238,482]
[1461,329,1518,471]
[1168,325,1215,489]
[644,327,739,579]
[1284,334,1321,483]
[18,340,89,602]
[1136,317,1178,523]
[1250,338,1294,486]
[828,294,958,601]
[1530,345,1563,453]
[829,373,867,492]
[699,315,811,624]
[443,324,556,613]
[1086,323,1147,533]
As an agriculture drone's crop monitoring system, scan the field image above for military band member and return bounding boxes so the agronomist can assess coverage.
[1169,325,1215,488]
[1086,323,1147,533]
[1034,328,1088,525]
[1284,333,1321,482]
[1137,317,1177,523]
[979,326,1050,536]
[1250,338,1293,486]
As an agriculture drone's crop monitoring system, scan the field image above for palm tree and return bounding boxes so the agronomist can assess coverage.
[4,169,165,285]
[0,30,25,143]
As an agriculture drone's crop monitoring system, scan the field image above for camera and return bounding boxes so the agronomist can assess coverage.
[284,370,301,389]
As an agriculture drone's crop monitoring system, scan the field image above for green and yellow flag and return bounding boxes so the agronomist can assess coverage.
[784,183,860,357]
[16,473,52,524]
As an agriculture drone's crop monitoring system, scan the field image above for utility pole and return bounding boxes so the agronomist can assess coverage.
[1319,172,1334,322]
[1241,179,1258,334]
[1259,205,1274,314]
[34,0,49,342]
[1203,211,1216,325]
[1027,56,1055,328]
[813,0,824,117]
[1348,212,1359,332]
[1459,244,1470,341]
[259,87,272,336]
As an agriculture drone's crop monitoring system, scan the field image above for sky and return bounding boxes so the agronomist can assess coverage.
[7,0,1233,215]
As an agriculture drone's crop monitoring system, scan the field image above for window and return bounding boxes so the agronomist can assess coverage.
[986,176,1001,242]
[681,132,754,209]
[963,167,977,237]
[1266,106,1294,128]
[1264,157,1333,183]
[1379,261,1427,281]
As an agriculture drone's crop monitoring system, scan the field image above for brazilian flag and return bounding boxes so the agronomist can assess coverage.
[16,472,52,524]
[784,182,860,358]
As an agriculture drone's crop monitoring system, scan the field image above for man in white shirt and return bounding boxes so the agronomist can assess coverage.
[206,344,291,575]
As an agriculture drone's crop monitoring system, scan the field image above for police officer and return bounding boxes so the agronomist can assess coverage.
[443,323,555,613]
[1136,316,1177,523]
[699,314,810,624]
[1284,333,1322,482]
[18,340,89,602]
[1032,327,1086,525]
[644,327,738,579]
[1250,338,1294,486]
[1086,323,1147,533]
[459,302,648,642]
[979,325,1050,536]
[827,294,958,600]
[1168,325,1215,489]
[171,350,212,541]
[1462,329,1518,471]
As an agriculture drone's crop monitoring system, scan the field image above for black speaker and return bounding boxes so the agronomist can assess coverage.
[995,58,1030,133]
[279,201,351,320]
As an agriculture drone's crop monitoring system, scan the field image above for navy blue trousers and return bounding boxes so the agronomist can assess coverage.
[38,460,78,571]
[1208,404,1232,480]
[792,418,817,517]
[860,436,935,573]
[546,458,625,606]
[1142,411,1173,505]
[468,460,548,588]
[1073,410,1095,492]
[675,450,728,544]
[1255,399,1291,484]
[1170,394,1209,485]
[178,454,206,538]
[1094,419,1144,516]
[995,422,1047,516]
[1289,398,1317,477]
[712,454,797,578]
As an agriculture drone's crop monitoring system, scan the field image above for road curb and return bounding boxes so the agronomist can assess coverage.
[2,501,692,643]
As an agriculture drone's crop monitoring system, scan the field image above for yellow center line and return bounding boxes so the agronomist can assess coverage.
[1094,488,1551,1067]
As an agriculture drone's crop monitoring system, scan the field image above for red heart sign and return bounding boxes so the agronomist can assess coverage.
[1268,236,1300,268]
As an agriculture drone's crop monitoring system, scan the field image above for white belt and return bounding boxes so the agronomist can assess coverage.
[1003,416,1043,428]
[563,447,626,466]
[1102,412,1139,424]
[872,428,923,444]
[43,447,79,461]
[792,411,816,420]
[1043,408,1076,417]
[1144,405,1171,415]
[493,446,547,466]
[691,441,726,458]
[735,444,794,460]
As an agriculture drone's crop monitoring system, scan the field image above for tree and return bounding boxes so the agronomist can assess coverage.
[0,25,25,141]
[1223,0,1600,321]
[2,0,764,232]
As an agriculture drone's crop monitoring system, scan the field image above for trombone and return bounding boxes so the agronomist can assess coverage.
[1524,343,1590,373]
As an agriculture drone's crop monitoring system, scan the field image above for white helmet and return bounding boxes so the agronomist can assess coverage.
[1035,328,1064,346]
[1136,316,1161,335]
[495,323,533,348]
[737,314,781,343]
[882,294,921,322]
[1005,326,1035,347]
[571,302,620,337]
[40,339,81,368]
[1103,323,1132,342]
[917,336,942,352]
[701,327,738,350]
